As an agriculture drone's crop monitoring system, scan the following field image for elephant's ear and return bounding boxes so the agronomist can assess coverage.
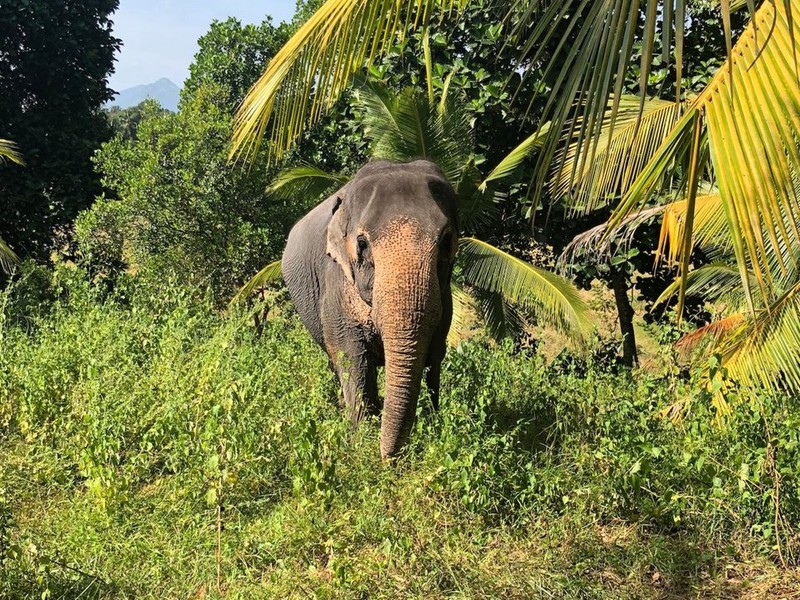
[325,193,355,285]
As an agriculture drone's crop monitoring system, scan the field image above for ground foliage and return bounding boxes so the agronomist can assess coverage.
[1,268,799,598]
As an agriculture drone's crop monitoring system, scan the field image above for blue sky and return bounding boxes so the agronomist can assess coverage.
[108,1,296,91]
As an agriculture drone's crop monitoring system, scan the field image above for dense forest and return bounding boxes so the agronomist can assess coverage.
[2,0,800,597]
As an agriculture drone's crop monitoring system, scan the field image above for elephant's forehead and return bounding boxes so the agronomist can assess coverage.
[352,176,451,236]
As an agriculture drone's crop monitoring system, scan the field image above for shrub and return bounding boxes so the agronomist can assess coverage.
[79,89,307,304]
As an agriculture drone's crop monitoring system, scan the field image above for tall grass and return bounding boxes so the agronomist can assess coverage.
[1,264,798,598]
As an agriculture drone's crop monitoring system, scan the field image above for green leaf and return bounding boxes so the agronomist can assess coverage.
[269,165,348,200]
[479,122,551,192]
[0,139,24,166]
[458,237,591,340]
[229,260,283,307]
[0,237,20,275]
[354,80,473,184]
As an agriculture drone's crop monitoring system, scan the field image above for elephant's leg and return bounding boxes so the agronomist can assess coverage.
[363,363,380,417]
[425,362,441,412]
[335,353,372,428]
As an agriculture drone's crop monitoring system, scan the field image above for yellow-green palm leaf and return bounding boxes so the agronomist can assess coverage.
[231,0,467,164]
[0,238,19,275]
[553,96,683,214]
[458,237,591,340]
[479,122,551,192]
[448,280,478,345]
[508,0,720,206]
[655,262,754,309]
[656,194,730,266]
[0,139,24,165]
[269,165,348,201]
[0,139,23,273]
[719,281,800,393]
[609,0,800,314]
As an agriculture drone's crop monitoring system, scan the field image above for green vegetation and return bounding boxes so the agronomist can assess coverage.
[2,269,799,598]
[0,0,120,260]
[82,87,293,303]
[3,0,800,597]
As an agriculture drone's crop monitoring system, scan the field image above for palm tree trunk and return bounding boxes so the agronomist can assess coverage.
[609,265,638,368]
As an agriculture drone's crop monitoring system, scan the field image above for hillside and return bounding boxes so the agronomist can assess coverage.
[107,78,180,112]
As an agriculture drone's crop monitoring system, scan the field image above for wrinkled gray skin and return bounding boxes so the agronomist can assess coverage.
[282,160,459,459]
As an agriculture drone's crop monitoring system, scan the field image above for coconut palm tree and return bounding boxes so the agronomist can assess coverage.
[653,185,800,405]
[232,0,800,394]
[549,4,800,396]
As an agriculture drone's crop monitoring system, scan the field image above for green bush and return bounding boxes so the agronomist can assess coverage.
[79,89,307,304]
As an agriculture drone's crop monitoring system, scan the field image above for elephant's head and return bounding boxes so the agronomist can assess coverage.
[325,160,459,458]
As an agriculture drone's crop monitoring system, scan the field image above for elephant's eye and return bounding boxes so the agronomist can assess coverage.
[356,235,369,258]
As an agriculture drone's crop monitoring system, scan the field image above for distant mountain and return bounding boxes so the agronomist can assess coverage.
[107,78,180,112]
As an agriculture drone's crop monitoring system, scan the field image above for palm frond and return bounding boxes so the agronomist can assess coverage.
[559,205,666,269]
[674,313,746,355]
[718,280,800,393]
[0,139,24,165]
[453,159,500,233]
[229,260,283,306]
[0,238,20,275]
[656,194,730,266]
[355,81,473,183]
[608,0,800,312]
[654,262,754,309]
[606,107,703,229]
[553,96,683,214]
[509,0,690,211]
[0,138,23,274]
[479,122,552,192]
[269,165,348,201]
[474,288,528,341]
[448,280,478,345]
[729,0,750,11]
[458,237,591,339]
[231,0,467,164]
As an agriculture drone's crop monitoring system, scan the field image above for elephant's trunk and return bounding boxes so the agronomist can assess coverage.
[373,220,441,459]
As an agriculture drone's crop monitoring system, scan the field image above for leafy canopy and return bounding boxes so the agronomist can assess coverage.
[0,0,120,259]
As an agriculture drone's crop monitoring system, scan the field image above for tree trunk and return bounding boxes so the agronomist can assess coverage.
[609,265,638,368]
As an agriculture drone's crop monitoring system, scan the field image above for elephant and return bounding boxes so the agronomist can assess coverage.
[282,159,459,459]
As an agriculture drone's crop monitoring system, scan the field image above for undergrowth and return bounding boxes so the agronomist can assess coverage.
[1,264,798,598]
